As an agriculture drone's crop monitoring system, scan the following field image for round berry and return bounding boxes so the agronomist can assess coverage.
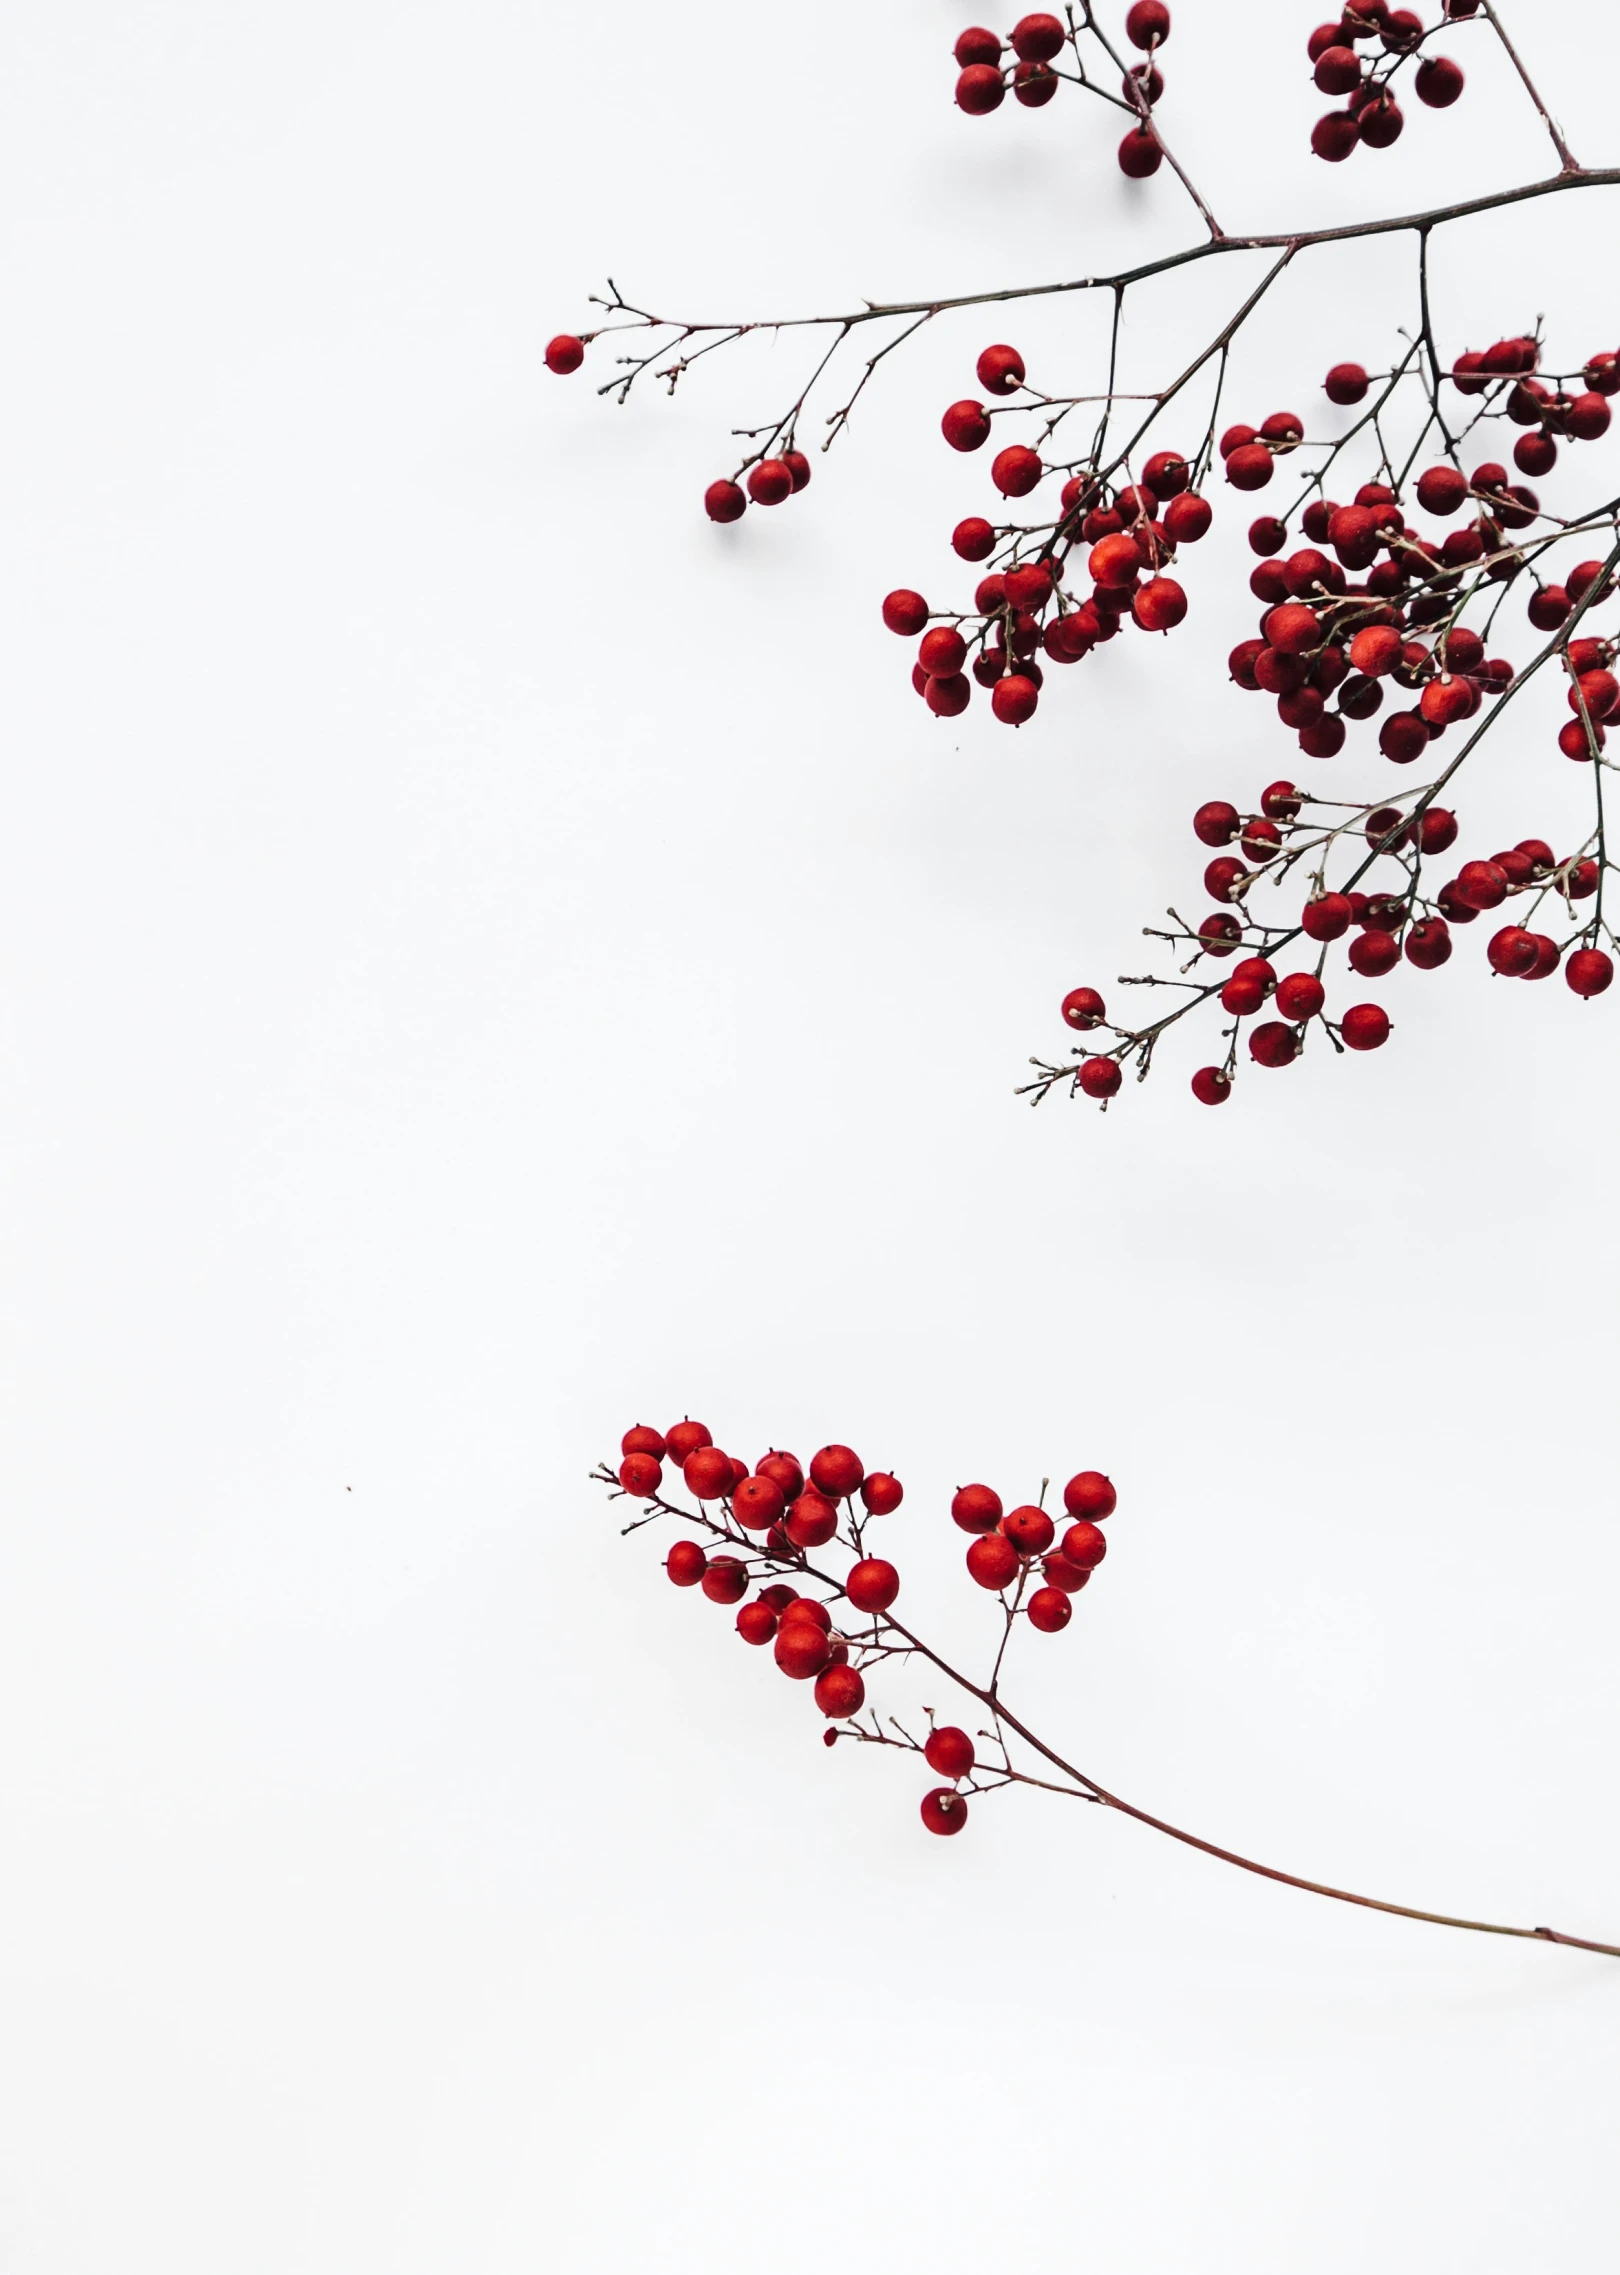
[684,1445,734,1500]
[1487,925,1539,978]
[1340,1002,1391,1050]
[1455,859,1508,911]
[1060,1519,1108,1569]
[815,1663,866,1718]
[992,673,1040,726]
[953,516,997,560]
[701,1556,748,1606]
[991,444,1043,498]
[1415,54,1464,106]
[1163,491,1212,544]
[1249,1021,1300,1068]
[1062,986,1107,1030]
[942,399,991,452]
[1325,362,1369,405]
[1133,575,1188,631]
[733,1473,786,1530]
[1567,947,1614,997]
[847,1557,901,1614]
[926,673,972,718]
[665,1420,713,1466]
[810,1444,864,1498]
[883,589,929,637]
[966,1533,1021,1590]
[925,1725,975,1778]
[1001,1504,1055,1556]
[951,1483,1004,1534]
[1191,1065,1231,1105]
[785,1489,840,1548]
[618,1451,663,1496]
[1125,0,1171,47]
[736,1599,778,1646]
[921,1786,968,1836]
[622,1424,667,1460]
[747,459,793,507]
[545,334,585,375]
[756,1451,804,1501]
[1063,1471,1116,1520]
[919,626,968,679]
[1311,111,1361,162]
[666,1541,707,1588]
[1078,1056,1122,1101]
[704,480,746,524]
[1118,126,1163,177]
[861,1471,904,1515]
[954,26,1002,67]
[1027,1586,1073,1633]
[956,63,1006,114]
[977,343,1026,396]
[1275,972,1325,1020]
[775,1620,832,1679]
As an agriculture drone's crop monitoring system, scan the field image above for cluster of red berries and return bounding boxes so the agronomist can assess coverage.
[882,346,1207,726]
[1052,781,1612,1107]
[605,1420,1116,1837]
[1306,3,1476,163]
[952,5,1171,181]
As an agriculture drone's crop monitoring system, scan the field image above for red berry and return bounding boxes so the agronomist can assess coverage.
[1013,60,1059,106]
[1062,986,1107,1030]
[1523,933,1562,981]
[1267,602,1322,655]
[733,1473,786,1530]
[921,1786,968,1836]
[1001,1504,1055,1556]
[785,1489,840,1548]
[1567,391,1612,441]
[1311,112,1361,162]
[1275,972,1325,1020]
[955,26,1003,67]
[956,63,1006,114]
[1349,929,1400,978]
[1225,441,1276,489]
[684,1445,734,1499]
[1118,126,1163,177]
[1163,491,1212,544]
[861,1471,904,1515]
[1060,1519,1108,1569]
[952,1483,1004,1533]
[784,450,811,493]
[775,1621,832,1680]
[1567,947,1614,997]
[1078,1056,1122,1101]
[1142,449,1190,499]
[1198,912,1243,957]
[966,1533,1021,1590]
[953,516,997,561]
[1415,54,1464,106]
[1010,11,1064,60]
[925,1726,975,1778]
[1325,362,1369,404]
[1063,1470,1116,1519]
[545,334,585,375]
[736,1599,778,1646]
[1314,43,1362,95]
[847,1557,900,1614]
[1454,859,1508,911]
[815,1663,866,1718]
[991,673,1040,725]
[1133,575,1187,631]
[1340,1002,1391,1050]
[666,1541,707,1588]
[665,1420,713,1465]
[926,674,972,718]
[756,1451,804,1501]
[1379,711,1430,764]
[942,399,991,451]
[1405,916,1452,969]
[810,1444,865,1498]
[1194,801,1241,847]
[883,589,929,637]
[747,459,793,507]
[1125,0,1171,47]
[618,1451,663,1496]
[977,345,1027,398]
[919,626,968,679]
[992,444,1043,497]
[1027,1586,1073,1633]
[1349,624,1402,676]
[622,1424,667,1460]
[704,479,746,524]
[1303,893,1353,941]
[780,1597,832,1633]
[1572,669,1620,721]
[1004,562,1053,609]
[1191,1065,1231,1105]
[1204,856,1248,904]
[701,1556,748,1606]
[1249,1021,1300,1068]
[1262,780,1303,821]
[1487,925,1539,977]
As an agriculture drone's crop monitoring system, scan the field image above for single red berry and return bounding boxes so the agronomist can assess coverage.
[1455,859,1508,911]
[955,26,1003,67]
[1191,1065,1232,1105]
[1060,1519,1108,1570]
[1340,1002,1391,1050]
[704,479,746,524]
[756,1450,804,1501]
[736,1599,778,1646]
[665,1420,713,1465]
[1163,491,1212,544]
[1010,11,1065,60]
[1567,947,1614,997]
[1249,1021,1300,1068]
[942,399,991,451]
[926,1726,976,1778]
[810,1445,864,1498]
[1125,0,1171,47]
[1349,929,1400,978]
[1379,711,1430,764]
[1004,562,1053,609]
[926,673,972,718]
[785,1489,840,1548]
[1001,1504,1056,1556]
[921,1786,968,1836]
[919,626,968,679]
[1275,972,1325,1020]
[956,63,1007,114]
[666,1541,707,1588]
[977,344,1027,398]
[953,516,997,560]
[883,589,930,637]
[622,1424,667,1461]
[701,1556,748,1606]
[747,459,793,507]
[1118,125,1163,177]
[1405,917,1452,969]
[1523,933,1562,981]
[1078,1056,1122,1101]
[1324,362,1369,404]
[1349,624,1402,676]
[1063,1471,1115,1520]
[847,1557,901,1614]
[1013,60,1059,105]
[952,1483,1003,1533]
[683,1445,734,1500]
[1198,912,1243,957]
[1027,1586,1073,1634]
[733,1473,786,1530]
[775,1621,832,1680]
[861,1471,904,1515]
[1567,391,1612,441]
[1302,893,1353,941]
[1487,925,1539,977]
[1225,441,1276,489]
[1133,575,1187,632]
[815,1663,866,1718]
[966,1533,1021,1590]
[1415,54,1464,106]
[1262,780,1303,821]
[992,673,1040,726]
[1267,603,1322,655]
[1311,111,1361,162]
[1313,43,1362,95]
[1062,986,1107,1030]
[1194,801,1241,847]
[618,1451,663,1496]
[1142,449,1190,499]
[992,444,1043,497]
[784,450,811,492]
[780,1597,832,1633]
[545,334,585,375]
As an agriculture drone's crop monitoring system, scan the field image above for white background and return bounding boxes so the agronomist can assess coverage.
[1,4,1617,2268]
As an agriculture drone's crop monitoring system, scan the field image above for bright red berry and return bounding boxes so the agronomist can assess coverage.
[954,26,1002,67]
[704,480,746,524]
[991,444,1043,497]
[847,1557,901,1614]
[942,399,992,451]
[1191,1065,1231,1105]
[1415,54,1464,106]
[1001,1504,1055,1556]
[815,1663,866,1717]
[1063,1471,1116,1519]
[545,334,585,375]
[666,1541,707,1588]
[1567,947,1614,997]
[1341,1002,1391,1050]
[956,63,1007,114]
[921,1787,968,1836]
[785,1489,840,1548]
[1324,362,1369,404]
[966,1533,1021,1590]
[810,1445,865,1498]
[775,1621,832,1679]
[1060,1519,1108,1569]
[736,1599,778,1646]
[1027,1586,1073,1633]
[1078,1056,1122,1101]
[919,626,968,678]
[952,1483,1004,1533]
[622,1424,667,1460]
[618,1451,663,1496]
[1275,972,1325,1020]
[665,1420,713,1465]
[733,1473,786,1530]
[925,1726,975,1778]
[1249,1021,1300,1068]
[1118,126,1163,177]
[1125,0,1171,47]
[883,589,929,636]
[1062,986,1107,1029]
[701,1557,748,1606]
[977,343,1026,395]
[861,1472,904,1515]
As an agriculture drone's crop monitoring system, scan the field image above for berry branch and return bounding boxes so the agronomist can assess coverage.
[597,1430,1620,1959]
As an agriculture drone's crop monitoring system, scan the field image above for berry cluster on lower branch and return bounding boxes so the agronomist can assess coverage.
[597,1415,1620,1959]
